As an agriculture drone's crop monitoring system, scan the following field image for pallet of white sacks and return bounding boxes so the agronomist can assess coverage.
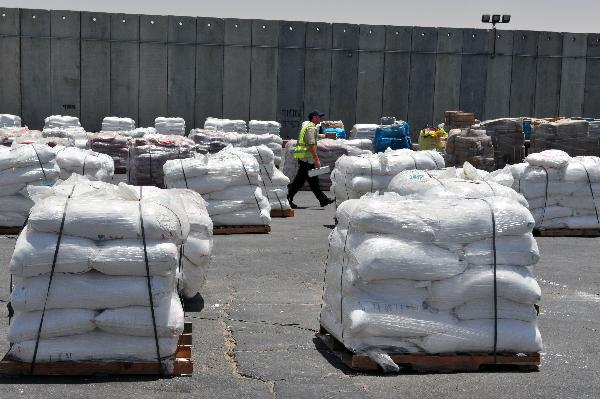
[270,209,294,218]
[0,323,193,377]
[213,225,271,235]
[316,326,540,373]
[533,228,600,237]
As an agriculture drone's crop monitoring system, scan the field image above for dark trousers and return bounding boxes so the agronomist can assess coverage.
[288,160,328,203]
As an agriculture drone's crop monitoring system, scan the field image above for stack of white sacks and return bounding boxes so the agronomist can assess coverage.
[44,115,81,130]
[0,114,22,128]
[54,146,115,182]
[350,124,378,140]
[331,148,445,204]
[43,116,88,149]
[163,147,271,227]
[7,176,211,365]
[508,149,600,230]
[237,145,291,212]
[155,117,186,136]
[248,120,281,136]
[0,144,59,227]
[320,192,542,371]
[102,117,136,132]
[204,117,247,133]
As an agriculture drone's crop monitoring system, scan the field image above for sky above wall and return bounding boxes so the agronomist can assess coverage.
[1,0,597,33]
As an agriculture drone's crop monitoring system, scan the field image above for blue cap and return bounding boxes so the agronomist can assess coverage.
[308,109,325,120]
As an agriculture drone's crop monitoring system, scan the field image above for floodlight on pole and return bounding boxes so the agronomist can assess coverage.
[481,14,512,58]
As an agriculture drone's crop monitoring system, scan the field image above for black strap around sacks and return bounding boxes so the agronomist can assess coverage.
[233,154,264,224]
[177,149,189,189]
[481,198,499,363]
[425,170,447,190]
[147,142,154,185]
[539,166,550,226]
[255,149,284,212]
[138,187,164,375]
[408,152,418,169]
[30,144,48,183]
[29,186,75,374]
[368,158,375,194]
[339,220,352,341]
[81,153,90,176]
[579,161,600,225]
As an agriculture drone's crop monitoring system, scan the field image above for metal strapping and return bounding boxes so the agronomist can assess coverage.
[480,198,499,363]
[177,149,189,189]
[578,161,600,225]
[30,186,75,374]
[233,154,264,223]
[30,145,48,183]
[138,187,164,375]
[256,149,284,212]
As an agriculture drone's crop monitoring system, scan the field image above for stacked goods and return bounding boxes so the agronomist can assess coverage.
[44,115,81,129]
[189,129,283,165]
[350,124,378,141]
[531,119,599,157]
[155,117,186,136]
[248,120,281,136]
[204,117,247,134]
[445,128,495,171]
[115,127,158,139]
[482,118,525,168]
[237,145,291,212]
[444,111,476,129]
[417,128,448,151]
[0,114,21,128]
[163,147,271,228]
[508,149,600,230]
[320,120,344,130]
[7,178,189,367]
[320,192,542,371]
[282,139,372,191]
[587,119,600,137]
[128,134,195,187]
[54,146,115,182]
[330,149,445,203]
[0,127,34,146]
[373,121,411,153]
[171,189,213,299]
[102,117,136,132]
[0,145,59,227]
[188,129,229,154]
[89,132,130,171]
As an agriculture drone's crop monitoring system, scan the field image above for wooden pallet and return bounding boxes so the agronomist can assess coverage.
[534,228,600,237]
[213,225,271,235]
[317,326,540,372]
[270,209,294,218]
[0,226,21,235]
[0,322,193,376]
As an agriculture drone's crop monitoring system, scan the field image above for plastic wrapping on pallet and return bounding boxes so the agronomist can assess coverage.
[54,146,115,182]
[155,117,186,136]
[248,120,281,136]
[164,147,271,227]
[89,132,130,170]
[102,116,136,132]
[320,192,542,367]
[350,124,378,140]
[282,139,372,192]
[508,150,600,229]
[204,117,248,133]
[44,115,81,129]
[330,148,445,203]
[127,134,195,187]
[6,176,206,364]
[0,114,21,128]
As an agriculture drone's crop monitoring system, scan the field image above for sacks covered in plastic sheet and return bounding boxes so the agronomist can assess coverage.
[44,115,81,129]
[0,127,33,146]
[320,192,542,369]
[236,145,291,211]
[89,132,130,170]
[0,144,59,227]
[7,176,191,364]
[204,117,247,133]
[164,147,271,227]
[54,146,115,181]
[350,124,378,140]
[0,114,21,128]
[249,120,281,136]
[330,148,445,203]
[155,117,186,136]
[42,126,89,149]
[282,139,372,192]
[508,149,600,229]
[128,134,195,187]
[102,116,136,132]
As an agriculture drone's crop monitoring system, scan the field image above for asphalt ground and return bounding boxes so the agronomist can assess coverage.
[0,190,598,398]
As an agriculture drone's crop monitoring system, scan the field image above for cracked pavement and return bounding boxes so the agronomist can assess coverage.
[0,190,598,398]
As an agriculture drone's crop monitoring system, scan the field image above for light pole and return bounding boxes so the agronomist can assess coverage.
[482,14,511,58]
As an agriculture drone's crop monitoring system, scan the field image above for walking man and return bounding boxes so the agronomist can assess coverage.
[287,109,335,209]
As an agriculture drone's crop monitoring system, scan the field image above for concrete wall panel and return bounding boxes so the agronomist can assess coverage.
[559,33,587,117]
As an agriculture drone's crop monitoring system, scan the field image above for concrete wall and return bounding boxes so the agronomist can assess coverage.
[1,7,599,138]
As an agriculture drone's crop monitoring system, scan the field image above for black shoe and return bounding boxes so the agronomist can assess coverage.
[319,198,335,207]
[289,199,299,209]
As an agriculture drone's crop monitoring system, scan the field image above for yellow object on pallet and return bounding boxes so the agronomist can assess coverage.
[418,128,448,150]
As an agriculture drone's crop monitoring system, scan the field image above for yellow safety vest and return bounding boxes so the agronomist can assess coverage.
[294,122,318,159]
